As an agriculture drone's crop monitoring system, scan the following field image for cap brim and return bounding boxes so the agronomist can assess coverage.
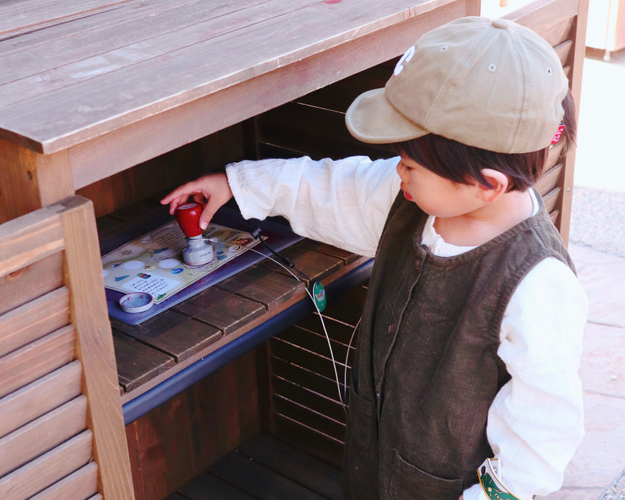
[345,88,429,144]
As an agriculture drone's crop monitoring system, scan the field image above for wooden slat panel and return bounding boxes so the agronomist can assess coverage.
[296,314,359,346]
[274,415,344,468]
[0,286,70,357]
[274,396,346,442]
[0,430,93,500]
[549,209,559,225]
[554,39,573,65]
[0,325,75,399]
[179,473,256,500]
[273,376,346,424]
[536,164,564,197]
[89,495,104,500]
[563,65,571,78]
[272,357,348,403]
[237,434,343,500]
[0,205,63,279]
[543,187,561,213]
[0,395,87,477]
[298,240,361,265]
[546,141,565,171]
[29,462,98,500]
[174,287,265,336]
[0,252,64,316]
[534,15,576,47]
[318,284,367,326]
[277,326,354,367]
[0,360,82,439]
[0,0,465,154]
[259,244,344,285]
[502,0,578,35]
[272,338,350,383]
[112,310,222,363]
[209,450,327,500]
[57,196,135,500]
[217,265,306,311]
[0,0,134,39]
[112,333,176,392]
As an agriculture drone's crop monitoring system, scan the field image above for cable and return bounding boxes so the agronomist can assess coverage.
[208,237,351,414]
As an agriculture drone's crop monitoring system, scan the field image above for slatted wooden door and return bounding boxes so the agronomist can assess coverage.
[0,196,134,500]
[504,0,589,244]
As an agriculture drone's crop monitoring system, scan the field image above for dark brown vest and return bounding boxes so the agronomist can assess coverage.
[343,191,574,500]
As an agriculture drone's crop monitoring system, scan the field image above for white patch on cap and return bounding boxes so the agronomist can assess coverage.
[440,45,448,52]
[547,67,553,76]
[488,64,497,72]
[394,46,415,76]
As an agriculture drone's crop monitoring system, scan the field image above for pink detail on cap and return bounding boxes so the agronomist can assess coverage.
[551,125,565,145]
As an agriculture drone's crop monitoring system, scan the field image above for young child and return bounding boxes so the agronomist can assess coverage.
[162,17,587,500]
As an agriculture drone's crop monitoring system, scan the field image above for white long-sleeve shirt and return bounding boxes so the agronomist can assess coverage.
[226,155,587,500]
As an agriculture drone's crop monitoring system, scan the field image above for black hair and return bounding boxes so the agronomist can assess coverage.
[391,90,577,192]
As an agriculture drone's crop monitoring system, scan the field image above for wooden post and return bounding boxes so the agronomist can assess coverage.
[0,139,74,223]
[558,0,590,246]
[58,197,135,500]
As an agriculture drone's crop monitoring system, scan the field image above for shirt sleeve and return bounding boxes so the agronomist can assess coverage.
[463,257,587,500]
[225,155,402,258]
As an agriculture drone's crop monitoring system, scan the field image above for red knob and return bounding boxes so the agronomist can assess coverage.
[175,202,204,238]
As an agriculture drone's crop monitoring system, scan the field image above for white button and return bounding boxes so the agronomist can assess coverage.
[492,19,512,29]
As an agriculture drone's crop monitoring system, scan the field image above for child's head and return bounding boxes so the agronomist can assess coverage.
[346,17,575,197]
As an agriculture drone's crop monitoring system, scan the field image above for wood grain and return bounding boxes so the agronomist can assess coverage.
[258,244,344,285]
[174,287,266,335]
[0,286,70,357]
[0,395,87,477]
[0,140,74,223]
[112,311,222,363]
[113,333,176,392]
[0,430,93,500]
[57,196,135,500]
[0,325,75,399]
[217,265,306,311]
[179,473,256,500]
[536,163,564,197]
[29,462,98,500]
[0,360,82,439]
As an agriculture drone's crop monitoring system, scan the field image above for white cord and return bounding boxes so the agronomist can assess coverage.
[210,238,350,414]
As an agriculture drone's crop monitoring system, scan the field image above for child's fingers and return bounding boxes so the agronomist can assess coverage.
[199,196,221,230]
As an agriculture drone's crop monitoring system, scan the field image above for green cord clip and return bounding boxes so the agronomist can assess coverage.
[478,459,521,500]
[313,281,327,312]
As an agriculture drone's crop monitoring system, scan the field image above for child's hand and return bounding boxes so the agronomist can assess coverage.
[161,173,233,229]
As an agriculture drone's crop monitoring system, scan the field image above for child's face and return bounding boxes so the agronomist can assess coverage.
[396,153,485,218]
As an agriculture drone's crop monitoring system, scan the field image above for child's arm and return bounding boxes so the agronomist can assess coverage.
[462,258,587,500]
[163,155,402,258]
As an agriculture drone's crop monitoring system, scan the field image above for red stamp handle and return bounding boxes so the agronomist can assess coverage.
[175,202,204,238]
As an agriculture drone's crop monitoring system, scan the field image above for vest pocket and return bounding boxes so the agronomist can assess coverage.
[389,451,463,500]
[347,387,375,448]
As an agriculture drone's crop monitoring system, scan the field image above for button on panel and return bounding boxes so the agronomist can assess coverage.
[387,323,395,335]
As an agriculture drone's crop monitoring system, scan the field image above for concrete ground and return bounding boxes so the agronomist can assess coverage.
[481,2,625,499]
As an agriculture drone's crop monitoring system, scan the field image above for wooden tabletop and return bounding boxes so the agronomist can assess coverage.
[0,0,472,187]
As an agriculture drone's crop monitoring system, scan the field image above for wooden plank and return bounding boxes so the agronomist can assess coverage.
[112,311,222,363]
[0,253,64,317]
[259,244,343,285]
[57,196,135,500]
[209,450,328,500]
[0,286,70,357]
[502,0,578,34]
[217,265,306,311]
[0,199,63,274]
[180,473,256,500]
[549,209,560,225]
[295,314,359,346]
[272,356,349,404]
[278,326,354,367]
[554,39,574,65]
[174,287,266,335]
[274,415,344,468]
[237,434,343,500]
[0,360,82,439]
[0,395,87,477]
[1,0,466,157]
[532,14,576,48]
[113,333,176,392]
[0,0,135,39]
[0,430,93,500]
[319,285,368,326]
[273,376,346,424]
[274,396,346,442]
[29,462,98,500]
[543,187,561,213]
[0,325,75,399]
[546,141,565,170]
[271,338,350,384]
[0,140,74,223]
[536,163,564,197]
[298,240,361,265]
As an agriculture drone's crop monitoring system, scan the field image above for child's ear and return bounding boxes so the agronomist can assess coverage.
[477,169,509,202]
